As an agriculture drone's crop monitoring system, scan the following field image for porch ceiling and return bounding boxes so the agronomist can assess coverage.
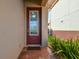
[46,0,59,9]
[23,0,58,9]
[23,0,48,6]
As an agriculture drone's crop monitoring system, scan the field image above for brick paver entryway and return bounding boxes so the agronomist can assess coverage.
[18,47,57,59]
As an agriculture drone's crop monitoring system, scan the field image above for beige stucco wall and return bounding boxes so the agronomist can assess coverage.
[42,7,48,47]
[25,2,48,47]
[0,0,25,59]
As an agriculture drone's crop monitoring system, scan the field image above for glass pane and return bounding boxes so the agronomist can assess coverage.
[29,11,39,36]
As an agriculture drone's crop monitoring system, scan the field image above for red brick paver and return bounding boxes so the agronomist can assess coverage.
[18,47,56,59]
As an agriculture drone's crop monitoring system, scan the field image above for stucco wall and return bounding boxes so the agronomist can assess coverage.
[49,0,79,39]
[0,0,24,59]
[42,7,48,47]
[25,2,48,47]
[50,0,79,30]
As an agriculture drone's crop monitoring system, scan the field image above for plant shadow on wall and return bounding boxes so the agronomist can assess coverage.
[48,36,79,59]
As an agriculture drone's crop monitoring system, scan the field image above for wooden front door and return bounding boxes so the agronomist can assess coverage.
[27,7,42,45]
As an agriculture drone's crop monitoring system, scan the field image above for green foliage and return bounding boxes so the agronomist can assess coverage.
[48,36,79,59]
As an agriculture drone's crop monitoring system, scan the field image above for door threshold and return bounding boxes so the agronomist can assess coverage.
[27,44,41,47]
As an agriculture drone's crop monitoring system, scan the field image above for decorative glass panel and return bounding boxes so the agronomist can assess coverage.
[29,11,39,36]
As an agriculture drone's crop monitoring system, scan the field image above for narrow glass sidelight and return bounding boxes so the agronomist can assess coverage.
[29,10,39,36]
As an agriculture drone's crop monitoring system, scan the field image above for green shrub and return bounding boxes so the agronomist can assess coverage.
[48,36,79,59]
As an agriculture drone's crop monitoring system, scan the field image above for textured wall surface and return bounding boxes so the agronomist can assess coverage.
[53,31,79,39]
[49,0,79,30]
[0,0,25,59]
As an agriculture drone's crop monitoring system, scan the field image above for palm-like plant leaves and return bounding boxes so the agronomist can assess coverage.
[48,36,79,59]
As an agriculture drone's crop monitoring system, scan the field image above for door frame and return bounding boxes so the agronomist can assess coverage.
[26,7,42,47]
